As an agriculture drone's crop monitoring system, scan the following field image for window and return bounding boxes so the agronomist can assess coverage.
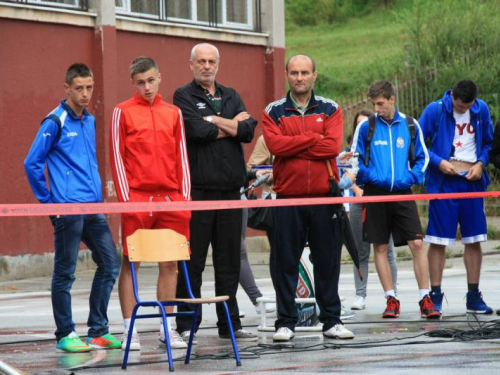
[115,0,163,19]
[3,0,87,10]
[166,0,191,20]
[116,0,258,31]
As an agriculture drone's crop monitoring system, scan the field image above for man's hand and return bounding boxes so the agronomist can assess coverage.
[338,151,353,164]
[438,160,459,175]
[256,169,272,178]
[233,112,250,122]
[206,112,251,138]
[351,184,363,197]
[466,162,483,180]
[216,129,230,139]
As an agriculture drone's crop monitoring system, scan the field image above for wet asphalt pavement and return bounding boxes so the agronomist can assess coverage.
[1,241,500,374]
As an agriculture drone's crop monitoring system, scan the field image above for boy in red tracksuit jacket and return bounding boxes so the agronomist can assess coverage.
[110,57,191,351]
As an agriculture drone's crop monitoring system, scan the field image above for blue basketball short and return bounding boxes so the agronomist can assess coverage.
[425,175,487,245]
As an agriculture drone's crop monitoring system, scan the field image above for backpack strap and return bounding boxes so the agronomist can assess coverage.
[41,114,63,146]
[364,114,377,166]
[406,115,416,166]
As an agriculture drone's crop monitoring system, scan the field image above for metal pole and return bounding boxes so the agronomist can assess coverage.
[0,361,25,375]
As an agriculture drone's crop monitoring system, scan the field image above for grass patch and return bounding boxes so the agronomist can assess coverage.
[445,248,453,259]
[286,6,408,98]
[487,227,500,240]
[396,249,411,258]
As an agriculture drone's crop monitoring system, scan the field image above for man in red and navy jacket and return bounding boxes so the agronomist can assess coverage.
[262,54,354,342]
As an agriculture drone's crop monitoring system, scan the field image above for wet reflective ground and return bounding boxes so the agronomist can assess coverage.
[2,252,500,374]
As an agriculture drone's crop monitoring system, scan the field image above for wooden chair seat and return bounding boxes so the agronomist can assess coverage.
[163,296,229,304]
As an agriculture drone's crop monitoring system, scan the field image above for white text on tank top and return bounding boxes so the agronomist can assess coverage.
[450,110,476,163]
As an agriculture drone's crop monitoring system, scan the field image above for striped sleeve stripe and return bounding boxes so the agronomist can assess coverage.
[59,111,68,128]
[315,95,339,110]
[414,119,430,172]
[265,98,286,114]
[111,107,130,202]
[178,109,191,201]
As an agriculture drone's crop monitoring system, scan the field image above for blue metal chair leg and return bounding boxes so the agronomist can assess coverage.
[157,303,175,372]
[122,305,139,369]
[221,301,241,366]
[185,305,199,364]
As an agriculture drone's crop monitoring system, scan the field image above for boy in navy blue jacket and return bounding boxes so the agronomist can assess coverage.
[352,80,439,320]
[419,79,493,315]
[24,63,120,352]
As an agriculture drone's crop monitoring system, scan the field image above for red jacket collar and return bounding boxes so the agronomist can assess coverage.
[133,92,162,106]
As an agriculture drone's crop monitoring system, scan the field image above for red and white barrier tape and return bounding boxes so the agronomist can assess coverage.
[1,191,499,217]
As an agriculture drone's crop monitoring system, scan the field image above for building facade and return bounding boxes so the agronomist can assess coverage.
[0,0,285,280]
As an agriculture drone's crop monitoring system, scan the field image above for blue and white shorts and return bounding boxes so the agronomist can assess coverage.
[425,175,487,245]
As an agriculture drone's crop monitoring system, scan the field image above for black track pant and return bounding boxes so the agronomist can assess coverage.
[176,189,242,335]
[270,202,342,332]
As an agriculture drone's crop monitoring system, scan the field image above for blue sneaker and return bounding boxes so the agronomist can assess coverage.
[466,291,493,314]
[430,291,444,314]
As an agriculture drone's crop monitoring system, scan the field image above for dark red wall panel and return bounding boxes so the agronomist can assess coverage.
[0,18,283,257]
[0,18,95,255]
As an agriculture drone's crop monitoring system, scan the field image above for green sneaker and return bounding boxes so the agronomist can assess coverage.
[86,333,121,349]
[56,332,92,353]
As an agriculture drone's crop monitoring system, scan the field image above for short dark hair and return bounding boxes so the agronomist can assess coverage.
[368,80,395,100]
[130,56,159,78]
[352,108,374,138]
[65,63,93,85]
[285,54,316,72]
[452,79,478,103]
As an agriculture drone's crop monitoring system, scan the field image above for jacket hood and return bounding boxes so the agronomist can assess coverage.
[443,90,480,115]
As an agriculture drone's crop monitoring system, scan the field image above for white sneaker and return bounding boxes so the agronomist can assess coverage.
[255,301,276,314]
[323,324,354,339]
[180,330,198,345]
[159,329,188,349]
[340,307,356,321]
[273,327,295,342]
[121,331,141,351]
[351,295,366,310]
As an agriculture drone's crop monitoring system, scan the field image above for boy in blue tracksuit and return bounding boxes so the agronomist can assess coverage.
[24,63,120,352]
[419,79,493,315]
[352,80,439,320]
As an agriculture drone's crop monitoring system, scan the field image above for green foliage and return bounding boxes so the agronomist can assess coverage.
[286,6,408,98]
[396,249,411,258]
[286,0,396,28]
[401,0,500,118]
[487,227,500,240]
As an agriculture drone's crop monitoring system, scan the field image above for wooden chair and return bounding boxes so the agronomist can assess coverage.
[121,229,241,372]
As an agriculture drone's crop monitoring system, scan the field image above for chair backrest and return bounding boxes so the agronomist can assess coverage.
[126,229,190,263]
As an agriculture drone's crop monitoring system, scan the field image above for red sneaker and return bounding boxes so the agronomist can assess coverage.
[419,294,441,319]
[382,296,400,318]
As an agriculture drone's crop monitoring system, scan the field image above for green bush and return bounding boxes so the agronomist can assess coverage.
[401,0,500,118]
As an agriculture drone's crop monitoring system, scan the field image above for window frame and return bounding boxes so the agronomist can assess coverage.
[115,0,165,20]
[8,0,86,10]
[116,0,256,32]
